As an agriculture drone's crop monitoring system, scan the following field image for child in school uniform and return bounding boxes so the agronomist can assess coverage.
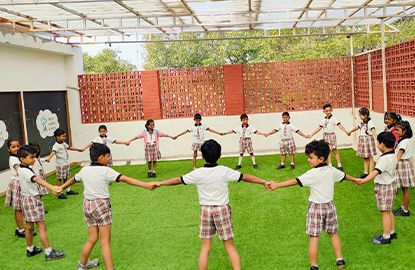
[128,119,174,178]
[392,120,414,217]
[308,103,349,171]
[265,111,309,170]
[4,138,27,238]
[45,128,83,199]
[156,139,267,270]
[266,140,355,270]
[28,141,49,197]
[347,107,377,178]
[174,113,221,169]
[60,143,158,270]
[17,145,65,260]
[222,113,266,169]
[355,132,397,244]
[82,124,130,167]
[384,111,401,143]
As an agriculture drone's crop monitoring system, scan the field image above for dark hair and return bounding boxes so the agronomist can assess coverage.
[98,125,107,131]
[282,111,290,117]
[323,103,332,110]
[396,120,413,140]
[145,119,154,131]
[305,140,330,161]
[7,138,19,149]
[240,114,248,121]
[377,132,396,148]
[28,141,41,158]
[90,143,111,163]
[17,144,37,159]
[53,128,66,138]
[194,113,202,120]
[201,139,221,164]
[384,112,402,126]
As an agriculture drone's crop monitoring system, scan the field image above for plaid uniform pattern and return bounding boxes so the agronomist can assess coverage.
[4,179,22,210]
[396,159,415,188]
[36,168,49,195]
[56,165,70,180]
[357,135,377,158]
[279,138,296,155]
[239,138,254,154]
[21,196,45,222]
[306,201,338,236]
[192,143,202,152]
[83,198,112,226]
[374,183,397,211]
[323,133,337,150]
[199,205,234,240]
[145,143,161,162]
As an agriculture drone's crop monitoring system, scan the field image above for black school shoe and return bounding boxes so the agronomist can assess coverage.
[27,246,43,257]
[58,193,67,199]
[336,259,346,269]
[277,164,285,169]
[372,234,391,245]
[235,165,242,170]
[147,172,152,178]
[290,164,295,170]
[151,172,157,178]
[66,190,79,195]
[337,166,344,171]
[15,229,37,238]
[253,164,258,169]
[310,266,319,270]
[45,249,65,261]
[393,207,410,217]
[374,232,397,240]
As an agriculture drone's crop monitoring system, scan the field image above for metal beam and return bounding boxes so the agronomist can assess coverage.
[292,0,314,29]
[179,0,207,32]
[336,0,374,26]
[310,0,335,27]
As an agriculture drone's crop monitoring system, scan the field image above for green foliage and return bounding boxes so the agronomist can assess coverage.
[144,18,415,69]
[83,48,136,73]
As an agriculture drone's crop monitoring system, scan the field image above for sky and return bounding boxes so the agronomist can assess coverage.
[81,43,146,70]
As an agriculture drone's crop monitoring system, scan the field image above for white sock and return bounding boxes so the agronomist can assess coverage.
[383,234,390,239]
[45,247,52,255]
[337,163,342,167]
[238,156,243,165]
[66,188,71,192]
[364,171,368,174]
[291,163,294,165]
[280,162,284,165]
[336,257,343,261]
[328,163,333,166]
[251,156,256,165]
[27,245,34,252]
[390,230,395,234]
[18,228,25,233]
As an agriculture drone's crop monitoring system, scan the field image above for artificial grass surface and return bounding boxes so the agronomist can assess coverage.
[0,148,414,269]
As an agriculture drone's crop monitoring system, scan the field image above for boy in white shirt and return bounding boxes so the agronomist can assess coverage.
[266,140,356,270]
[356,132,398,244]
[156,139,267,270]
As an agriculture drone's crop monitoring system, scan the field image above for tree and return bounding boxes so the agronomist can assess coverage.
[83,48,136,73]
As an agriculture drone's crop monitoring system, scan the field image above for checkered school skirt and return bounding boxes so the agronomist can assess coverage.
[145,143,161,162]
[4,179,22,210]
[374,182,397,211]
[239,138,254,154]
[357,135,377,158]
[396,159,415,188]
[199,205,234,240]
[192,143,202,152]
[21,196,45,222]
[323,133,337,150]
[56,165,70,180]
[280,138,296,155]
[306,201,338,236]
[83,198,112,226]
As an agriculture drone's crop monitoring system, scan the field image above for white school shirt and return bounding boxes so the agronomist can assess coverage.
[74,163,122,200]
[181,164,242,205]
[396,138,411,160]
[92,136,116,146]
[357,120,376,136]
[276,122,299,140]
[32,158,45,179]
[9,155,20,181]
[319,115,340,133]
[233,125,257,139]
[19,165,40,197]
[296,164,346,203]
[52,142,69,166]
[145,132,157,145]
[374,151,397,185]
[187,124,209,144]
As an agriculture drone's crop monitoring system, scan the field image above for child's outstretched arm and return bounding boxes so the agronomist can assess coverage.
[296,130,310,139]
[34,176,62,195]
[348,127,359,136]
[355,171,379,185]
[265,129,277,137]
[266,179,298,191]
[337,123,349,135]
[156,177,182,186]
[127,133,145,144]
[114,139,130,146]
[44,151,56,162]
[60,177,77,190]
[207,128,221,136]
[174,130,189,140]
[221,130,235,136]
[241,174,267,186]
[81,142,93,152]
[69,145,84,152]
[119,175,159,190]
[308,126,322,137]
[255,130,267,137]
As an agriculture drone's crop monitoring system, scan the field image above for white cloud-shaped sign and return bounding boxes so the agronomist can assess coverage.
[0,120,9,148]
[36,110,59,138]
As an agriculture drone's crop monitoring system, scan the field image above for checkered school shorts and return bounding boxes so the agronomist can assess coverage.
[21,196,45,222]
[374,183,397,211]
[357,135,377,158]
[56,165,70,180]
[323,133,337,150]
[280,138,296,155]
[396,159,415,188]
[199,205,234,240]
[239,138,254,155]
[83,198,112,226]
[145,143,161,162]
[306,201,338,236]
[192,143,202,152]
[4,179,22,210]
[37,184,49,196]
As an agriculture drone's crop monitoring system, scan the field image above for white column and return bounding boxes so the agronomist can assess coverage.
[381,19,388,111]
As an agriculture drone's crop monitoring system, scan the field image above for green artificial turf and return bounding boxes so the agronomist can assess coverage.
[0,149,414,269]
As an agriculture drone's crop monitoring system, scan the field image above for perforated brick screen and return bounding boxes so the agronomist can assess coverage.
[353,54,370,109]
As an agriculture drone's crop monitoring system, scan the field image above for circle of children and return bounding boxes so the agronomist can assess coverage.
[4,103,414,270]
